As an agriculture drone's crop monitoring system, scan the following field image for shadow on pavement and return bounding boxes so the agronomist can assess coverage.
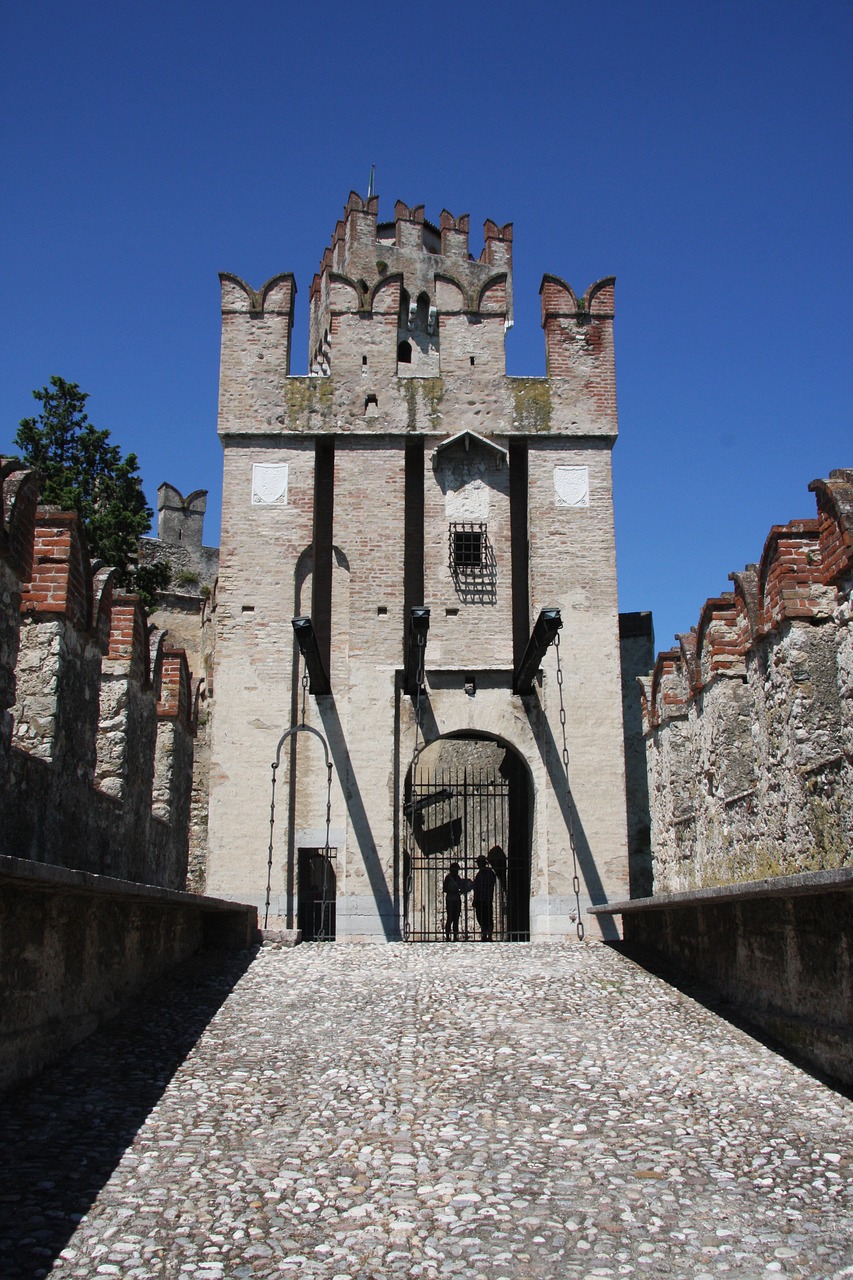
[0,946,257,1280]
[609,941,853,1102]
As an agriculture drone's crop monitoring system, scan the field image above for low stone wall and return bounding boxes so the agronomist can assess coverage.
[0,855,258,1092]
[590,869,853,1088]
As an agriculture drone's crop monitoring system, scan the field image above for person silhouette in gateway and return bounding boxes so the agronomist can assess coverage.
[473,854,498,942]
[442,862,471,941]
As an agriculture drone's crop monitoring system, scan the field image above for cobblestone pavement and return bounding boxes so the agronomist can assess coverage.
[2,942,852,1280]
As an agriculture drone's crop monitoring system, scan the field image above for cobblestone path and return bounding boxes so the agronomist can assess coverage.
[2,942,852,1280]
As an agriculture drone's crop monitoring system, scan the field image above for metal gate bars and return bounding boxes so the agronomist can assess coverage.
[404,765,527,942]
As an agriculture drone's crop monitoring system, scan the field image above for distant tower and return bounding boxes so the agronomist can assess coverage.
[157,483,208,548]
[207,190,628,943]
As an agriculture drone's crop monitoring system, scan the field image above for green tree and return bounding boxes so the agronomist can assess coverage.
[14,377,169,610]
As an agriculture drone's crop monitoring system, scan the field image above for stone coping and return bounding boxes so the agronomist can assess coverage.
[588,867,853,916]
[0,854,254,915]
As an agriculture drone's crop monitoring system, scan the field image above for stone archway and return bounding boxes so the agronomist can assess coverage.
[403,733,532,941]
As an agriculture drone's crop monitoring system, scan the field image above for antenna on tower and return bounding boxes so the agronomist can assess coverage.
[367,163,376,199]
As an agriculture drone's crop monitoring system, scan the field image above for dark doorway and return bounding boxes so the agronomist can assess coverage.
[297,848,337,941]
[403,737,531,941]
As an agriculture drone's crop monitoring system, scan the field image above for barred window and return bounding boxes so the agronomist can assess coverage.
[448,522,496,603]
[450,523,484,570]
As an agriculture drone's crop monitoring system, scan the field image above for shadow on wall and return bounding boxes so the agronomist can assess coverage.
[523,690,621,941]
[317,694,398,940]
[0,947,255,1280]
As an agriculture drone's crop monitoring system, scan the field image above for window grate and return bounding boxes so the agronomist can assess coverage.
[452,524,483,569]
[448,522,496,604]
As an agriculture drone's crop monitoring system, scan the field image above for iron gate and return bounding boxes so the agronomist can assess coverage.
[404,766,522,941]
[297,848,337,941]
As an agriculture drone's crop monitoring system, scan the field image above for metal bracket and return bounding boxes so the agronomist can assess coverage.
[514,607,563,694]
[292,616,331,695]
[404,606,430,697]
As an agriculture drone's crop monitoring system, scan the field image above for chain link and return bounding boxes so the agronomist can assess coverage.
[554,631,585,940]
[301,668,309,726]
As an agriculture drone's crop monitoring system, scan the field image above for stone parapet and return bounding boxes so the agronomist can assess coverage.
[0,854,257,1091]
[590,868,853,1088]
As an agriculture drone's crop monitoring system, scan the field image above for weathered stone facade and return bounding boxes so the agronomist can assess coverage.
[207,191,633,941]
[141,484,219,890]
[0,463,199,890]
[641,469,853,893]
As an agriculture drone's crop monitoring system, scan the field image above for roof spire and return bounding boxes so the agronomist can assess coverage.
[367,163,376,199]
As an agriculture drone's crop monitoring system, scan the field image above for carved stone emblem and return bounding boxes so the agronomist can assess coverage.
[554,465,589,508]
[252,463,289,506]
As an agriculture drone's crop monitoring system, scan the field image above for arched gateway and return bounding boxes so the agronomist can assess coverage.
[404,735,532,942]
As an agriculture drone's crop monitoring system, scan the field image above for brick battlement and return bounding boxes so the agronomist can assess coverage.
[644,473,852,731]
[218,190,618,440]
[643,470,853,897]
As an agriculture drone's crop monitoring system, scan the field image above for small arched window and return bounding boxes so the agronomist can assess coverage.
[397,340,412,364]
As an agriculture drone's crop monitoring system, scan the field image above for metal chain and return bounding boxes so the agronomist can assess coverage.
[319,757,334,940]
[264,762,278,930]
[301,667,309,726]
[554,631,585,940]
[404,631,428,941]
[412,633,426,765]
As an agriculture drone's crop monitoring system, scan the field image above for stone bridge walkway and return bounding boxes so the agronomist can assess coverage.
[2,943,852,1280]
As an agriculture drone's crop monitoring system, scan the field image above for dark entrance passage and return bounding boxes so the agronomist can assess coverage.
[297,848,336,941]
[404,738,531,941]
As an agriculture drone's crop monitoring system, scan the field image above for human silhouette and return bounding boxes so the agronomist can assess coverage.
[473,854,498,941]
[442,861,471,941]
[487,844,507,892]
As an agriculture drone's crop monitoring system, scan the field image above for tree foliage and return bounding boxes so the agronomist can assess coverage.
[14,377,169,610]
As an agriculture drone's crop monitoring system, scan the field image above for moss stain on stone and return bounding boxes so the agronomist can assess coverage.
[512,379,552,433]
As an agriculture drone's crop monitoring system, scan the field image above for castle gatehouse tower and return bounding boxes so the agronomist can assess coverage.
[206,192,629,941]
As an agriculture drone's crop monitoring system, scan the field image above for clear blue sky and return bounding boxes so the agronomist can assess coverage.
[2,1,850,653]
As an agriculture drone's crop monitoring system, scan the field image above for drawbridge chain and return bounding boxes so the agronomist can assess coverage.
[264,658,334,933]
[403,628,428,940]
[554,631,585,941]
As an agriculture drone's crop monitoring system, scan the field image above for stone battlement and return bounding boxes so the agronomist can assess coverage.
[0,459,200,889]
[640,469,853,892]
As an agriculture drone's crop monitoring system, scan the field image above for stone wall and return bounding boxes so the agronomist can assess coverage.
[590,869,853,1088]
[0,854,257,1091]
[0,467,199,890]
[641,470,853,893]
[0,461,38,783]
[141,483,219,890]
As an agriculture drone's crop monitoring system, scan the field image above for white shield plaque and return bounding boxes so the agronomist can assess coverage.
[554,465,589,508]
[252,463,289,506]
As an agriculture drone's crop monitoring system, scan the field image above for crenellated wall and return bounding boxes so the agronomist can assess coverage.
[0,461,38,783]
[0,468,199,890]
[641,469,853,892]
